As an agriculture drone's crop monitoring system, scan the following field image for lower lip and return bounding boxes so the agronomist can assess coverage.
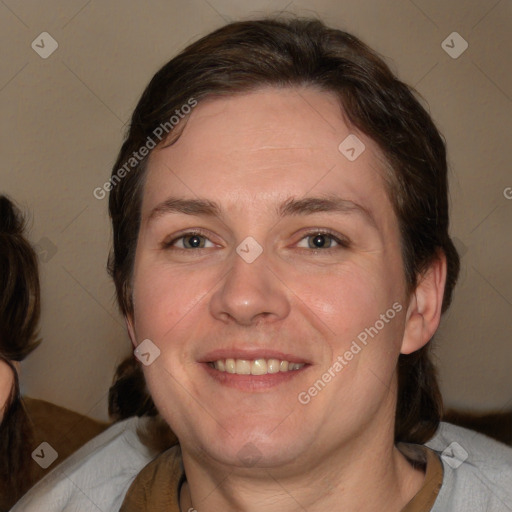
[201,363,309,391]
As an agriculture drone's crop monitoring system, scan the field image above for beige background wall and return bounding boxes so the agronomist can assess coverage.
[1,0,511,421]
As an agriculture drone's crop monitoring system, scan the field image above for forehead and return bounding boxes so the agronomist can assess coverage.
[142,87,393,224]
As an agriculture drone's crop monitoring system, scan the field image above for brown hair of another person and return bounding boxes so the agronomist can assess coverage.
[0,195,41,502]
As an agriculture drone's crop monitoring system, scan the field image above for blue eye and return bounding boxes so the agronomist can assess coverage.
[297,231,349,250]
[165,233,215,249]
[163,230,349,252]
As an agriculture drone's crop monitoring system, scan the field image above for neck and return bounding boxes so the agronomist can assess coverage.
[179,411,425,512]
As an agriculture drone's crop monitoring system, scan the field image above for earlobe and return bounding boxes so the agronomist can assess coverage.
[401,251,447,355]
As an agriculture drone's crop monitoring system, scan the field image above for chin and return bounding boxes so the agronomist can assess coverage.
[194,424,312,470]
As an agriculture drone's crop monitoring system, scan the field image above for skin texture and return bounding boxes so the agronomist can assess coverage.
[0,360,14,423]
[127,87,447,511]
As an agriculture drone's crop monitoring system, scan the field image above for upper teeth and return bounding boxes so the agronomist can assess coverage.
[211,359,305,375]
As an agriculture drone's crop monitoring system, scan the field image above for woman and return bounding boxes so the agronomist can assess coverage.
[0,195,41,508]
[0,196,107,510]
[12,16,512,512]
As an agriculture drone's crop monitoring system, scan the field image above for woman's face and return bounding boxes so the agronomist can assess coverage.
[127,86,414,471]
[0,359,14,422]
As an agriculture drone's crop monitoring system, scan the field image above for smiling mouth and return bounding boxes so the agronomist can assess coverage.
[208,358,306,375]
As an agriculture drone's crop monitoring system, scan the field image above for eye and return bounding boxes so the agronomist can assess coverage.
[296,231,349,250]
[164,232,216,249]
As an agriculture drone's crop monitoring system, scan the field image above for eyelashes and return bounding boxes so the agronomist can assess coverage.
[163,229,350,252]
[162,228,216,250]
[165,231,216,250]
[296,230,350,250]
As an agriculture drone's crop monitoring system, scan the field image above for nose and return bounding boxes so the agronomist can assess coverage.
[209,247,291,326]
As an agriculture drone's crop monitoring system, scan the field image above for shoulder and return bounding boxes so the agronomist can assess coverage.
[426,421,512,511]
[11,416,158,512]
[119,444,183,511]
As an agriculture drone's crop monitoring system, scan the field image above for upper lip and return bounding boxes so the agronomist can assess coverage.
[199,348,310,365]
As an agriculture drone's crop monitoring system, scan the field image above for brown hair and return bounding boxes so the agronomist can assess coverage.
[108,355,157,421]
[108,17,459,444]
[0,195,41,502]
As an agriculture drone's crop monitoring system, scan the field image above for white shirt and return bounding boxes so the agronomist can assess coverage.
[12,419,512,511]
[427,422,512,511]
[11,417,156,512]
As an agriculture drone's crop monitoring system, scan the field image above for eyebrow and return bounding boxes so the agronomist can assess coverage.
[148,194,376,228]
[278,195,376,227]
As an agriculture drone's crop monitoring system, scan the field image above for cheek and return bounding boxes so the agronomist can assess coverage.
[131,260,213,340]
[294,263,399,336]
[0,360,14,417]
[290,260,406,390]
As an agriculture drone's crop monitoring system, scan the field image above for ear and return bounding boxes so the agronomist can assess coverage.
[401,251,447,355]
[125,314,137,349]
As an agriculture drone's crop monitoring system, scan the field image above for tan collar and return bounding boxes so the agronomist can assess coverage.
[399,443,443,512]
